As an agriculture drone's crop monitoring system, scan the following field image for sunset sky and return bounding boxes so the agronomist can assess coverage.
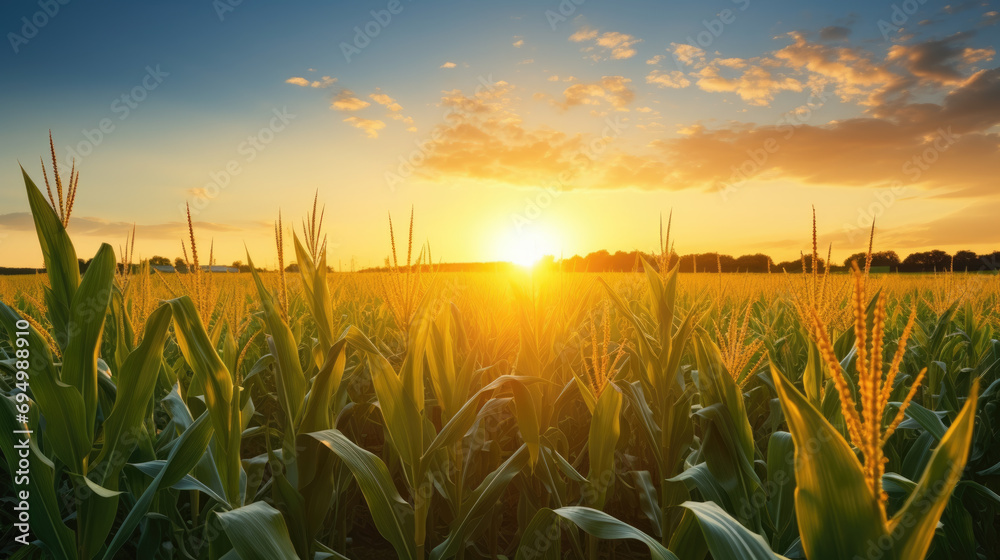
[1,0,999,269]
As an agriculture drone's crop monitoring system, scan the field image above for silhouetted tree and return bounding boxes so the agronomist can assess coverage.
[901,250,950,272]
[734,254,774,273]
[842,251,901,269]
[149,256,171,266]
[173,257,189,273]
[952,250,979,271]
[774,254,826,273]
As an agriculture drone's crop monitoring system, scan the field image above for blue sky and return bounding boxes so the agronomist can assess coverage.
[1,0,998,267]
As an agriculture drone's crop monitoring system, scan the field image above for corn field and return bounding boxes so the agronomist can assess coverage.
[2,167,1000,560]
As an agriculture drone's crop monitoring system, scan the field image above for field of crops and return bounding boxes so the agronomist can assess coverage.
[2,169,1000,560]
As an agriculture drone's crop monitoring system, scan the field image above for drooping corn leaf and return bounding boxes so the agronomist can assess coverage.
[516,506,680,560]
[215,501,300,560]
[679,501,787,560]
[431,445,529,559]
[309,428,416,560]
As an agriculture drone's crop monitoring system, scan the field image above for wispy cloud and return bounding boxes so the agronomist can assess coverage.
[331,90,371,111]
[557,76,634,109]
[570,26,641,60]
[285,76,337,88]
[343,116,386,138]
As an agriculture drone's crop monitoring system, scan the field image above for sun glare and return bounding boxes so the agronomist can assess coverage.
[501,229,558,268]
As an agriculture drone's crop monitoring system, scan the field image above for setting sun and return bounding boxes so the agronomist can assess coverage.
[499,228,559,268]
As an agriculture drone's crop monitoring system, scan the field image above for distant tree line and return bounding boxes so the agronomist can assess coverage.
[3,250,999,276]
[555,248,1000,273]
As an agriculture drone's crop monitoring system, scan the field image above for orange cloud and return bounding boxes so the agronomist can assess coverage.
[558,76,634,109]
[343,116,386,138]
[369,89,403,112]
[646,69,691,89]
[411,83,595,186]
[775,32,895,100]
[331,90,371,111]
[570,27,641,60]
[285,76,337,88]
[695,63,803,106]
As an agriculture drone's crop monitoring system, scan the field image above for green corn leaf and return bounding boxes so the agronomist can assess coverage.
[669,463,732,513]
[309,428,416,560]
[247,253,306,426]
[588,386,622,509]
[61,242,115,447]
[21,167,79,346]
[888,380,978,560]
[679,501,787,560]
[297,338,347,434]
[631,470,663,538]
[516,507,680,560]
[420,375,544,466]
[511,381,541,468]
[102,411,215,560]
[215,501,301,560]
[343,325,423,473]
[430,445,529,560]
[166,295,241,504]
[129,460,230,505]
[293,232,336,353]
[897,402,948,442]
[771,364,887,560]
[0,304,90,471]
[0,397,78,560]
[765,431,798,552]
[93,304,173,479]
